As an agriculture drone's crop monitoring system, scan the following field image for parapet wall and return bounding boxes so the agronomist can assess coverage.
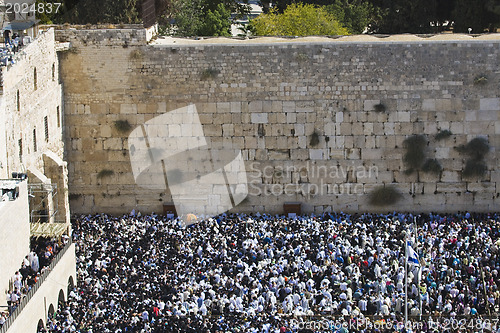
[0,181,30,305]
[57,29,500,214]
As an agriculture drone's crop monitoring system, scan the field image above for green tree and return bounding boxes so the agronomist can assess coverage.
[250,3,349,36]
[370,0,437,34]
[167,0,248,36]
[453,0,500,33]
[325,0,382,34]
[58,0,141,24]
[201,3,231,36]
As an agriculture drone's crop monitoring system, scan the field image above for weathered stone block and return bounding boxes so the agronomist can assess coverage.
[251,113,268,124]
[480,98,500,111]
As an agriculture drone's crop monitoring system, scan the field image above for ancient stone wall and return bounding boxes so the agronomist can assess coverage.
[0,29,64,176]
[57,29,500,214]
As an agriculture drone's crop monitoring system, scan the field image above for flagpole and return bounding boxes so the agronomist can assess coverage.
[415,216,422,321]
[405,228,408,331]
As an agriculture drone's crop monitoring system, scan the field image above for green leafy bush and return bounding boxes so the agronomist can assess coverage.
[474,76,488,85]
[250,3,349,36]
[456,137,490,160]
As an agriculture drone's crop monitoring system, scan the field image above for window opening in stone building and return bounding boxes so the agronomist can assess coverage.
[44,116,49,142]
[57,106,60,127]
[34,68,37,90]
[33,128,37,152]
[18,138,22,163]
[52,63,55,81]
[17,90,20,111]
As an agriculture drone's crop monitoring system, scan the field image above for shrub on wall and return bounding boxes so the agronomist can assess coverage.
[97,169,114,179]
[114,120,132,133]
[310,130,320,147]
[373,103,386,112]
[456,137,490,161]
[403,134,427,174]
[473,76,488,85]
[200,68,220,80]
[463,160,487,178]
[435,129,452,141]
[422,158,442,175]
[368,186,402,206]
[457,137,490,179]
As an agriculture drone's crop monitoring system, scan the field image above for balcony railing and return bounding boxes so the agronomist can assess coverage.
[0,238,73,333]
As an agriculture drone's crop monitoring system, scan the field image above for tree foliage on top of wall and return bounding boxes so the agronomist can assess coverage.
[249,3,349,36]
[50,0,141,24]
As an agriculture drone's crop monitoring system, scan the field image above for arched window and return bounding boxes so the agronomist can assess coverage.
[16,90,20,111]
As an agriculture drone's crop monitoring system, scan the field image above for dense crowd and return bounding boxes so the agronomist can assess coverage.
[0,237,65,328]
[39,212,500,332]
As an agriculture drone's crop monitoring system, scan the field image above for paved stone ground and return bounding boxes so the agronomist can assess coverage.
[153,33,500,45]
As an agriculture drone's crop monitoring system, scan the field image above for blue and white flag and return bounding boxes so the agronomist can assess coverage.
[407,241,420,266]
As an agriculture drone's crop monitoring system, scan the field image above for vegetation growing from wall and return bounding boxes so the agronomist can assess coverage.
[200,68,220,80]
[309,130,320,147]
[373,103,386,112]
[422,158,442,175]
[456,137,490,178]
[368,186,402,206]
[435,129,452,141]
[403,134,427,174]
[474,76,488,86]
[97,169,114,179]
[114,120,132,133]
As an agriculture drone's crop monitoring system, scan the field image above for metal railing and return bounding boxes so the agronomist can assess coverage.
[0,238,73,333]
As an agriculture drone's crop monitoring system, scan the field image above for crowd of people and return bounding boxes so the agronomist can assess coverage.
[1,238,65,328]
[1,28,25,67]
[35,212,500,332]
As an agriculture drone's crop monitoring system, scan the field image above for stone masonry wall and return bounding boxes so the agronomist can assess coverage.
[0,28,70,223]
[0,28,64,177]
[57,29,500,215]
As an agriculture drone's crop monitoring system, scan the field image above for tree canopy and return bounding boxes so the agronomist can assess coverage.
[250,3,349,36]
[325,0,382,34]
[168,0,237,36]
[258,0,499,34]
[34,0,500,35]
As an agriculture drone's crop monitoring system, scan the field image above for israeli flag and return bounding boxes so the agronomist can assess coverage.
[407,241,420,266]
